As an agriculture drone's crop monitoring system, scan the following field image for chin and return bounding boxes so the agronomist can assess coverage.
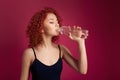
[54,34,59,36]
[54,32,59,36]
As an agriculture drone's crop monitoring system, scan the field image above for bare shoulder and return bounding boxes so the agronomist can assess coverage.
[23,48,34,57]
[60,45,71,56]
[22,48,34,64]
[60,45,67,49]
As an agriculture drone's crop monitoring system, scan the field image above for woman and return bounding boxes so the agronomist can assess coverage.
[20,7,88,80]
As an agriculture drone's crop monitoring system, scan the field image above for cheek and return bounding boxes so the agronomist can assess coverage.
[44,26,54,34]
[43,22,55,34]
[44,26,52,31]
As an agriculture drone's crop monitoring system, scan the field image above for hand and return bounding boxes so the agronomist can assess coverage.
[68,26,89,42]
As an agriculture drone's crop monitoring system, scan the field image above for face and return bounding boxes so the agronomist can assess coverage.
[42,13,60,36]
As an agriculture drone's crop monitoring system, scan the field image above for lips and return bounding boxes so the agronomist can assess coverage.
[55,29,60,35]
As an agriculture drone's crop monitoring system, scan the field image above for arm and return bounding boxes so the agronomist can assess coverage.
[61,41,87,74]
[62,26,88,74]
[20,48,33,80]
[77,40,87,74]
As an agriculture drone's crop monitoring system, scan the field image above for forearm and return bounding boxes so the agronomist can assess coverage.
[77,40,88,74]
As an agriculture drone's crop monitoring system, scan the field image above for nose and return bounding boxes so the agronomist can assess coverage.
[55,23,59,28]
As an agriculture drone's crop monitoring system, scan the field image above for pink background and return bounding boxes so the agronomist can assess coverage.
[0,0,119,80]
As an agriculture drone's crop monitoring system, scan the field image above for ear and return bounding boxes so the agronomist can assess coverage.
[41,29,44,33]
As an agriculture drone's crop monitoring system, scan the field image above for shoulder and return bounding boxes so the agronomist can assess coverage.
[23,48,34,57]
[59,45,71,56]
[22,48,35,64]
[59,45,70,52]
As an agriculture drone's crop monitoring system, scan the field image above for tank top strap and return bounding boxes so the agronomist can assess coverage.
[58,45,61,58]
[32,47,37,59]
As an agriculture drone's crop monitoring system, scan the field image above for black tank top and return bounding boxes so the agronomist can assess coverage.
[30,45,63,80]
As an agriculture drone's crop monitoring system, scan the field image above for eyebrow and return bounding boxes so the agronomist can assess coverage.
[49,18,58,20]
[49,18,54,20]
[48,18,58,22]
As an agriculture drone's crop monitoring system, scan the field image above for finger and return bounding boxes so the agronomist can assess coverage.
[85,33,89,36]
[73,25,76,28]
[77,26,81,30]
[73,25,77,30]
[82,29,88,34]
[84,36,87,39]
[79,26,82,30]
[85,30,89,34]
[68,32,73,39]
[83,34,88,38]
[68,26,71,31]
[82,32,86,36]
[81,35,87,39]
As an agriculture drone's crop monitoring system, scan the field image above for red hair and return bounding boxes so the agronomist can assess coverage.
[26,7,62,47]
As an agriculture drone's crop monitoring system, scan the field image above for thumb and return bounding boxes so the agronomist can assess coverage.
[68,32,73,40]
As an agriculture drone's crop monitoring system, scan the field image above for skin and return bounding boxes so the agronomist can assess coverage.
[20,13,88,80]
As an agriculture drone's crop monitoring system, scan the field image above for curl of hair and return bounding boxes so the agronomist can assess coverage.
[26,7,62,47]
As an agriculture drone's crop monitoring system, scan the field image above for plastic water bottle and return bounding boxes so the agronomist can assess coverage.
[58,26,88,36]
[58,26,71,35]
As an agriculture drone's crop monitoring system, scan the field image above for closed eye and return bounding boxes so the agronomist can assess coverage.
[49,22,54,24]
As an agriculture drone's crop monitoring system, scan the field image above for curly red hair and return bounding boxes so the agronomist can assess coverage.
[26,7,62,47]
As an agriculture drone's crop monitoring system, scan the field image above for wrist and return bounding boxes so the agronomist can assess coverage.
[77,39,85,44]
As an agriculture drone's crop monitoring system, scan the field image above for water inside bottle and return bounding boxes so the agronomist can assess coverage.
[58,26,71,35]
[58,26,88,36]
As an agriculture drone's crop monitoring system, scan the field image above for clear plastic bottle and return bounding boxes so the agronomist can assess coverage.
[58,26,71,35]
[58,26,88,36]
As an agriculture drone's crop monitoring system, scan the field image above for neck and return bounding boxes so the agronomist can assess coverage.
[36,34,54,49]
[43,36,53,47]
